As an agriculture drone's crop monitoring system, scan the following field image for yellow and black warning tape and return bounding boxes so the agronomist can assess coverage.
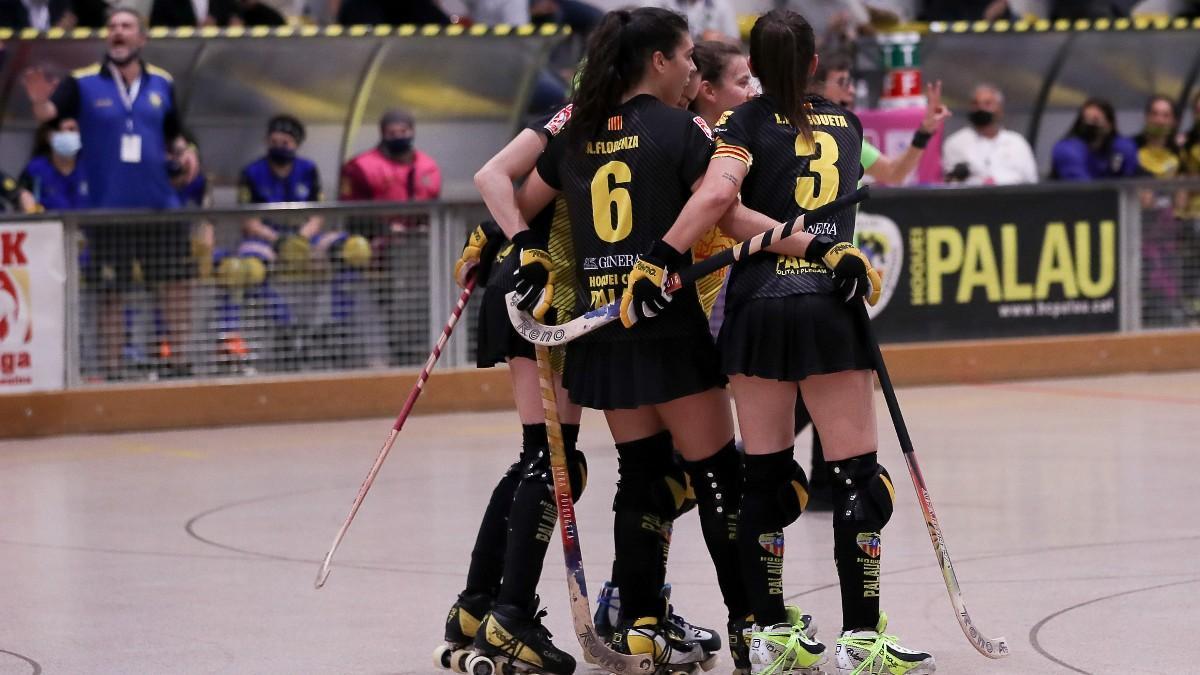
[0,23,569,41]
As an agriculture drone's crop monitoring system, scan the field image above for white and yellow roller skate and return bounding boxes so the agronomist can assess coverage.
[749,606,828,674]
[834,612,935,675]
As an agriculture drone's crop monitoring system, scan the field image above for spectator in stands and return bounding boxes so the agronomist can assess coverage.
[530,0,602,35]
[0,0,71,29]
[919,0,1014,21]
[340,108,441,205]
[150,0,238,26]
[19,117,88,210]
[335,0,449,25]
[1134,94,1183,178]
[21,7,198,379]
[1053,0,1132,18]
[942,83,1038,185]
[170,130,210,207]
[1184,91,1200,176]
[239,114,323,244]
[650,0,740,43]
[1051,98,1138,181]
[813,52,951,185]
[0,172,38,213]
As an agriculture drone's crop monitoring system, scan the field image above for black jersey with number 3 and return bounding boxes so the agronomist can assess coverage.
[713,94,863,307]
[537,94,715,342]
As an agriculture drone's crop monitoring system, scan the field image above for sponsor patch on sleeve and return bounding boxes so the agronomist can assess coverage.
[544,104,573,137]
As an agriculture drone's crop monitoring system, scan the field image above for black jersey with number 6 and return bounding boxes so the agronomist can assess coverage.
[713,94,863,307]
[537,94,715,342]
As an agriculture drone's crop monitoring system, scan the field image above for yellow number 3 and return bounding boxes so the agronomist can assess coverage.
[795,131,840,210]
[591,161,633,243]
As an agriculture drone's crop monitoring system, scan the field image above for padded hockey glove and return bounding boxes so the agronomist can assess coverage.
[511,229,555,320]
[454,220,505,287]
[620,239,683,328]
[805,235,882,306]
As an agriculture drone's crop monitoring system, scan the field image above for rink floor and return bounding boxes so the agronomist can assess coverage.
[1,370,1198,674]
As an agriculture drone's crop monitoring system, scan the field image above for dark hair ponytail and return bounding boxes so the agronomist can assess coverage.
[691,40,742,85]
[749,9,816,144]
[568,7,689,147]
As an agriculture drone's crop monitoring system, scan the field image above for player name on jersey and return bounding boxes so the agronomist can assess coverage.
[771,113,851,128]
[586,135,640,155]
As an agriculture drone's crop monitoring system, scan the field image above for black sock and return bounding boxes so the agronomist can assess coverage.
[561,423,580,453]
[495,431,557,608]
[684,440,749,620]
[831,452,885,632]
[522,423,547,450]
[613,431,675,620]
[463,457,522,596]
[738,447,797,627]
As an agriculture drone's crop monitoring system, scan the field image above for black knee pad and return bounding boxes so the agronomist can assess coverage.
[829,453,895,528]
[667,460,697,518]
[684,440,741,519]
[613,432,683,521]
[743,448,809,531]
[522,446,588,503]
[567,449,588,500]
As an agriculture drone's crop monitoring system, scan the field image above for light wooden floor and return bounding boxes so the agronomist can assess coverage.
[1,371,1196,674]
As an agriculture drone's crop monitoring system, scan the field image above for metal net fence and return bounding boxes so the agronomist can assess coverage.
[1138,182,1200,329]
[66,202,486,384]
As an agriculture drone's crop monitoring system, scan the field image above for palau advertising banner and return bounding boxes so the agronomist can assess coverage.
[854,189,1120,343]
[0,221,65,392]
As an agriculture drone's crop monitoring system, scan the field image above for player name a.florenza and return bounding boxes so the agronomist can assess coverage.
[586,136,640,154]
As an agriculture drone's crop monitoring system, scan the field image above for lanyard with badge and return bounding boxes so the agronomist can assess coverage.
[109,63,143,163]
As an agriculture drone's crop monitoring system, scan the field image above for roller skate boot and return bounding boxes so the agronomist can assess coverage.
[612,615,715,674]
[749,606,827,674]
[433,591,491,672]
[466,598,576,675]
[661,583,721,655]
[834,612,934,675]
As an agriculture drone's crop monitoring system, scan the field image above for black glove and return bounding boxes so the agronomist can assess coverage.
[620,239,684,328]
[805,235,882,305]
[511,229,554,320]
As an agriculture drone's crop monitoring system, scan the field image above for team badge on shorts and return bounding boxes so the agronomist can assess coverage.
[857,532,882,559]
[758,533,785,558]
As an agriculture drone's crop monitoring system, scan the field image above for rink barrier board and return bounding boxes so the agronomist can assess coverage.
[1,329,1197,438]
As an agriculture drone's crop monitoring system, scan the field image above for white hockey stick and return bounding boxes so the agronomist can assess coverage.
[507,187,869,346]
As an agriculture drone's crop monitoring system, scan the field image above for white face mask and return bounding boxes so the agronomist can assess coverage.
[51,131,82,158]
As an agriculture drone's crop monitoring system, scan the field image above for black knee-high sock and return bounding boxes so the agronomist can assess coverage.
[830,452,889,632]
[463,424,545,596]
[738,448,797,627]
[684,440,749,621]
[494,424,557,610]
[613,431,676,620]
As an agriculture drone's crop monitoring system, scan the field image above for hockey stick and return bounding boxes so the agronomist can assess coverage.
[507,187,870,347]
[533,345,654,673]
[314,277,477,589]
[853,302,1010,659]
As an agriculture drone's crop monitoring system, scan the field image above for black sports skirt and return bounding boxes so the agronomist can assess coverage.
[563,333,727,410]
[719,294,873,381]
[476,285,534,368]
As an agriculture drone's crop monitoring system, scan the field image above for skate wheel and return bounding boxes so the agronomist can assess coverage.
[450,648,473,673]
[465,653,496,675]
[433,645,454,670]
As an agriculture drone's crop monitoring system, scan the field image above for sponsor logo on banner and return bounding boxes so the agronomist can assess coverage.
[864,190,1120,342]
[0,223,65,391]
[854,212,904,318]
[0,233,34,385]
[758,532,785,558]
[857,532,882,559]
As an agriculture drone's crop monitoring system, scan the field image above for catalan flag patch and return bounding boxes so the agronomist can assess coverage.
[713,140,752,167]
[607,115,623,131]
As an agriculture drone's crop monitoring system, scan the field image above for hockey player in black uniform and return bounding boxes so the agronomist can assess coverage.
[622,9,936,675]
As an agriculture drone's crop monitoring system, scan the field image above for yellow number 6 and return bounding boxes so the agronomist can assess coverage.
[591,160,633,243]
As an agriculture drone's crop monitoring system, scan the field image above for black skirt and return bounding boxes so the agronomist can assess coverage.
[719,294,873,381]
[563,333,727,410]
[475,285,534,368]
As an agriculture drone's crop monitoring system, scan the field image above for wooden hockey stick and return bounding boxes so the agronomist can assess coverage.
[507,187,870,347]
[533,344,654,673]
[854,302,1010,659]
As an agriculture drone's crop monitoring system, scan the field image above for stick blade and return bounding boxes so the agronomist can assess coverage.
[314,556,333,589]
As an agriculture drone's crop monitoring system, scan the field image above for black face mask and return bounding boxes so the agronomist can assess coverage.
[1078,123,1106,143]
[268,147,296,164]
[968,110,994,128]
[384,137,413,155]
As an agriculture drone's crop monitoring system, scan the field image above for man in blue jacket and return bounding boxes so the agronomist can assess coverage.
[22,7,199,380]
